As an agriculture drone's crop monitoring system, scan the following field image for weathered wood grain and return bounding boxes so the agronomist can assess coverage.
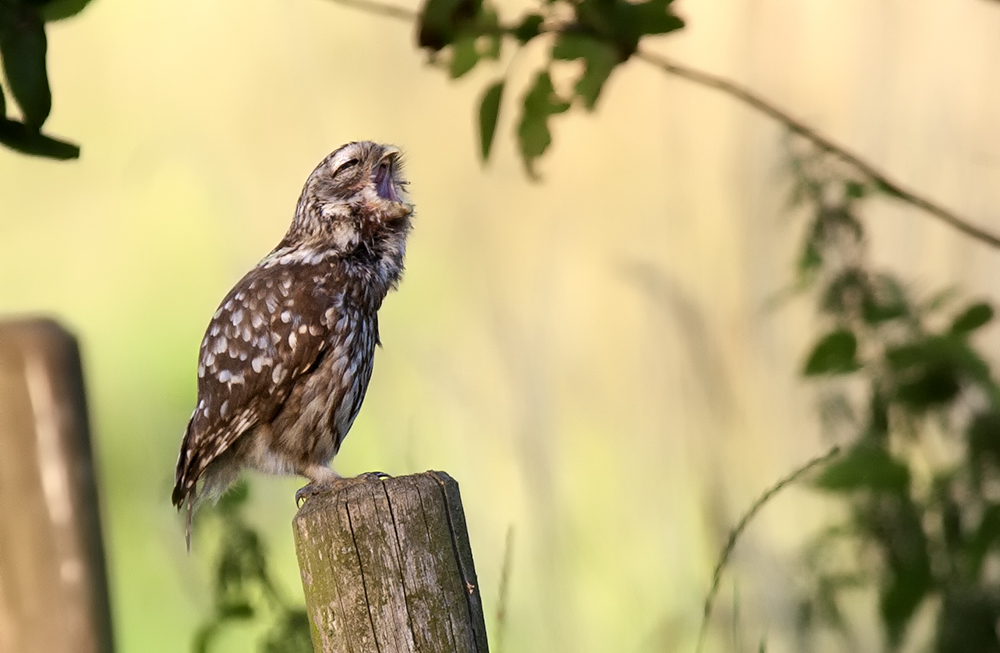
[294,471,489,653]
[0,318,114,653]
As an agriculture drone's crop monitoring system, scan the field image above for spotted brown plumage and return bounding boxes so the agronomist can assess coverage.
[172,142,413,546]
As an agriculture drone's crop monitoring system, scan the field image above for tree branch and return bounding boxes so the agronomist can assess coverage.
[325,0,1000,250]
[331,0,416,21]
[634,49,1000,249]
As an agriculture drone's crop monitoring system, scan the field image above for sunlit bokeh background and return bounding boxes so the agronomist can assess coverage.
[3,0,1000,651]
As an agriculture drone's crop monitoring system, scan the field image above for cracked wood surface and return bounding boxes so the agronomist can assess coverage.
[294,471,489,653]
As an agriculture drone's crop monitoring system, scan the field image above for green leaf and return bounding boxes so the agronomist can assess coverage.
[0,118,78,159]
[449,35,479,78]
[418,0,481,51]
[821,268,868,316]
[863,274,909,324]
[796,240,822,287]
[478,79,503,161]
[966,504,1000,579]
[967,412,1000,489]
[217,601,254,620]
[845,180,866,199]
[517,70,569,178]
[803,329,860,376]
[0,3,51,127]
[868,495,932,646]
[814,443,910,493]
[936,590,1000,653]
[512,13,542,44]
[552,33,621,109]
[951,302,994,335]
[628,0,685,36]
[576,0,684,59]
[887,336,992,409]
[40,0,94,22]
[821,270,909,324]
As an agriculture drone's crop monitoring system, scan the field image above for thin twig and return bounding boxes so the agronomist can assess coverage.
[329,0,416,21]
[325,0,1000,251]
[694,445,841,653]
[634,50,1000,250]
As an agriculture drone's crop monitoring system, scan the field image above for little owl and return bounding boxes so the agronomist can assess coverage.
[172,141,413,545]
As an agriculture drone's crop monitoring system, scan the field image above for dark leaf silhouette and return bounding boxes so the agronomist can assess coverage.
[804,329,860,376]
[478,79,503,161]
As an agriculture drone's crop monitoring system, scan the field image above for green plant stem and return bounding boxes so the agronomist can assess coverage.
[695,445,841,653]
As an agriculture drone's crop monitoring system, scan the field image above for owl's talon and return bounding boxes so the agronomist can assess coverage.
[359,471,392,482]
[295,482,335,507]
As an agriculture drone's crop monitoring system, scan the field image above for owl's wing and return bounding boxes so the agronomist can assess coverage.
[172,262,337,508]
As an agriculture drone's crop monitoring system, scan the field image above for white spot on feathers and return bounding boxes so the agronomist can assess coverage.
[288,331,298,349]
[231,309,244,325]
[220,400,230,418]
[213,338,228,354]
[251,313,265,328]
[272,364,286,384]
[309,325,323,336]
[298,325,308,334]
[218,370,231,383]
[198,364,205,378]
[280,310,292,323]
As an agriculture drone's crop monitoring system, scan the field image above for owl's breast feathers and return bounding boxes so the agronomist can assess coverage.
[171,256,377,508]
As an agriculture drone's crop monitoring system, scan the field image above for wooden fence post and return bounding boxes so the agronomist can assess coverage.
[0,318,115,653]
[293,471,489,653]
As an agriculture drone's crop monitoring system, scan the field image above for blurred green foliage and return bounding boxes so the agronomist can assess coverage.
[789,144,1000,652]
[415,0,683,176]
[194,481,312,653]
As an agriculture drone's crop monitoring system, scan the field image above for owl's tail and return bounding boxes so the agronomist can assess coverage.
[172,478,196,553]
[173,416,198,552]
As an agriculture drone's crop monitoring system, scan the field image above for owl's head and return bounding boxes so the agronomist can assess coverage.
[288,141,413,256]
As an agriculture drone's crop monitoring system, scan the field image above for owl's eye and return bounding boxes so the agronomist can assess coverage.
[333,159,359,177]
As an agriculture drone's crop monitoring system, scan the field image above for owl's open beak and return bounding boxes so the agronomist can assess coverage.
[374,149,402,203]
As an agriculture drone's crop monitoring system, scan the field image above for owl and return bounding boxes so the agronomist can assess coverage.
[172,141,413,544]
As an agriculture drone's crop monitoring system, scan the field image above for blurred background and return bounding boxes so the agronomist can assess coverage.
[3,0,1000,651]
